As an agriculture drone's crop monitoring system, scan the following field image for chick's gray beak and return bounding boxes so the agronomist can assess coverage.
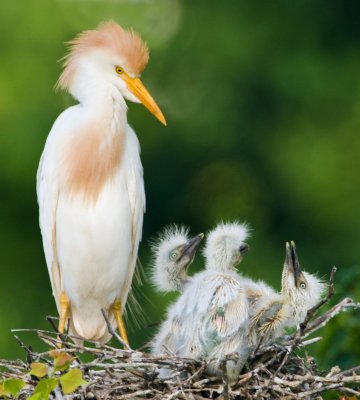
[182,233,204,259]
[285,241,302,286]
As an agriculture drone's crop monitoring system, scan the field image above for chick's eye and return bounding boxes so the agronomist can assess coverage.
[300,282,306,289]
[115,66,124,75]
[170,251,178,261]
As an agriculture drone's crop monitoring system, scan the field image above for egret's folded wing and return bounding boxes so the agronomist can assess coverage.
[36,146,61,311]
[122,128,146,316]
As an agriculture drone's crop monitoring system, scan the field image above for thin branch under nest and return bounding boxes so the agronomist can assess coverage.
[1,267,360,399]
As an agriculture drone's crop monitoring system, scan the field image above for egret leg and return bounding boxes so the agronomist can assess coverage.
[58,291,70,348]
[112,300,129,346]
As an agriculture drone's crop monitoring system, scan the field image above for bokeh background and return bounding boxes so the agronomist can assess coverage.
[0,0,359,370]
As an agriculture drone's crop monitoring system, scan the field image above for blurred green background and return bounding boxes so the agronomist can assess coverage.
[0,0,359,370]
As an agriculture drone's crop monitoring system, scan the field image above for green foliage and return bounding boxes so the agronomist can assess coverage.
[27,368,87,399]
[29,378,58,400]
[0,379,25,398]
[27,352,87,398]
[29,362,48,378]
[59,368,88,395]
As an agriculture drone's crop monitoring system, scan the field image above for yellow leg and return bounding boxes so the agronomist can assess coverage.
[112,300,129,346]
[57,291,70,348]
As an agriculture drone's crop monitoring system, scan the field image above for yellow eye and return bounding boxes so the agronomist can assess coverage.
[115,66,124,75]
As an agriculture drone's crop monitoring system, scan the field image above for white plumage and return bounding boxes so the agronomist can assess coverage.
[150,225,203,293]
[150,226,203,355]
[248,241,327,346]
[203,221,250,272]
[37,21,165,344]
[151,221,250,379]
[151,223,325,382]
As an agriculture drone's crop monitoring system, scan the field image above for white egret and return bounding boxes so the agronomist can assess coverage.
[150,226,204,356]
[37,21,166,345]
[249,241,326,345]
[150,225,204,293]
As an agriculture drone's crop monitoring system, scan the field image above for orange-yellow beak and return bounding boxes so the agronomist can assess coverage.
[122,75,166,126]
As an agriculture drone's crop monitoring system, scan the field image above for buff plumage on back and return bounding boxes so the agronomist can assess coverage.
[57,20,149,91]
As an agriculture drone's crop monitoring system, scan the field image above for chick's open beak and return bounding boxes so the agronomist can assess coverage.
[182,233,204,260]
[285,241,302,286]
[122,75,166,126]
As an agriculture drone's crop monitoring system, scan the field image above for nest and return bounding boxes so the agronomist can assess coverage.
[1,268,360,399]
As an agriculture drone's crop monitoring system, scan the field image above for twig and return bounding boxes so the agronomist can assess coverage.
[303,297,360,338]
[46,315,60,333]
[341,386,360,396]
[101,308,131,351]
[12,335,35,365]
[118,389,153,399]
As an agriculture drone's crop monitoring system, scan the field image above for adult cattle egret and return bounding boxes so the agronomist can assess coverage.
[37,21,166,345]
[151,222,250,379]
[150,225,204,293]
[249,242,326,345]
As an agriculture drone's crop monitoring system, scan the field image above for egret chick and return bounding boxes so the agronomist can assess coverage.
[199,222,251,378]
[204,222,250,272]
[151,226,204,293]
[250,241,326,345]
[150,227,204,356]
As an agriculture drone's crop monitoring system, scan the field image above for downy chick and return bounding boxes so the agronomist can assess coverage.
[250,241,326,345]
[150,226,204,356]
[151,225,204,293]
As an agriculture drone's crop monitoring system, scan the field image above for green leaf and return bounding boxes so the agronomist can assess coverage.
[59,368,87,394]
[32,378,58,399]
[0,379,25,397]
[27,393,44,400]
[30,362,49,378]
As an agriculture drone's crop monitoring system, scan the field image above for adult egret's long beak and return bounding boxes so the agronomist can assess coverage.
[123,76,166,126]
[285,241,302,286]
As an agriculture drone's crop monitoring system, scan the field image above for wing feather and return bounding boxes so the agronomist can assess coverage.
[36,142,61,311]
[120,128,145,315]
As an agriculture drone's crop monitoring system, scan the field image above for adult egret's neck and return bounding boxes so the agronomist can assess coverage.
[80,82,128,137]
[63,81,129,203]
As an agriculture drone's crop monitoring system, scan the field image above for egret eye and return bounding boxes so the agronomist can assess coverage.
[169,251,178,261]
[300,282,306,289]
[115,66,124,75]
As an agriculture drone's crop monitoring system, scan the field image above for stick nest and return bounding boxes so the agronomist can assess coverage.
[1,268,360,399]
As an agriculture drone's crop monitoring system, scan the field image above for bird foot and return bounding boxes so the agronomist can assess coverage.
[112,300,129,347]
[57,292,70,348]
